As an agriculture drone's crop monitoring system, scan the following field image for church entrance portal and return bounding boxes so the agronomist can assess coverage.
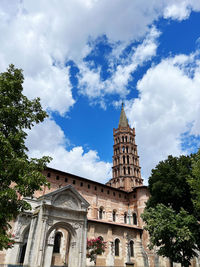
[7,185,89,267]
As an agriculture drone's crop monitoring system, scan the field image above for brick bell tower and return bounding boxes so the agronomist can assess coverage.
[106,103,143,191]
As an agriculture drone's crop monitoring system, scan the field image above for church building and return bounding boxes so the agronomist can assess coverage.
[1,104,197,267]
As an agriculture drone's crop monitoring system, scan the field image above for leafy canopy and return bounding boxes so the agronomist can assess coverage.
[147,155,195,214]
[187,149,200,217]
[142,153,200,266]
[142,204,200,267]
[0,65,51,250]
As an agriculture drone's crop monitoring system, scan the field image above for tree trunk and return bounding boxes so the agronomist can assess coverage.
[169,258,173,267]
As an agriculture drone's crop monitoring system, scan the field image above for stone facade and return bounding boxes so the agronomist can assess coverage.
[1,104,200,266]
[4,186,89,267]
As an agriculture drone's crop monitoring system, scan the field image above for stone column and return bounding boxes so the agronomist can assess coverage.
[23,214,38,265]
[43,244,54,267]
[36,214,48,266]
[43,229,55,267]
[68,239,79,267]
[27,204,46,266]
[7,241,22,264]
[80,219,88,267]
[106,227,114,266]
[134,233,149,267]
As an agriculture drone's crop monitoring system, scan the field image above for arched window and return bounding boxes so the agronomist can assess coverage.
[127,155,129,164]
[115,239,120,256]
[99,207,104,219]
[125,136,127,142]
[123,167,126,175]
[133,213,137,225]
[128,167,130,175]
[113,210,116,222]
[124,212,127,224]
[19,228,29,264]
[122,136,124,142]
[123,155,125,164]
[53,232,62,253]
[126,146,128,153]
[122,146,125,153]
[130,240,134,257]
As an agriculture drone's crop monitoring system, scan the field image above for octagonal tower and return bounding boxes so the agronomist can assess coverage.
[106,103,143,191]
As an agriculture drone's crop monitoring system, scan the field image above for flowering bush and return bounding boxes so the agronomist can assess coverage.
[0,226,15,249]
[87,237,107,264]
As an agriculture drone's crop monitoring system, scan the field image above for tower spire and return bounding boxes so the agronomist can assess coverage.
[106,103,143,191]
[118,102,129,128]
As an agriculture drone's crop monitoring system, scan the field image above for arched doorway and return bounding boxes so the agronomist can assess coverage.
[43,221,77,267]
[51,228,71,266]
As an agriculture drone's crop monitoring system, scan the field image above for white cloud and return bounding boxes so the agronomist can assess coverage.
[78,27,160,101]
[164,0,200,20]
[0,0,199,113]
[1,0,200,184]
[126,53,200,183]
[164,2,191,20]
[23,66,75,115]
[26,119,112,183]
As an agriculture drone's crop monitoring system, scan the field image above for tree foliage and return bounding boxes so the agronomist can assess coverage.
[142,153,200,266]
[147,155,195,214]
[187,149,200,217]
[142,204,200,267]
[0,65,51,250]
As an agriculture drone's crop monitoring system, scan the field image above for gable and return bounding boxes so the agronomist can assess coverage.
[52,191,79,210]
[39,184,89,211]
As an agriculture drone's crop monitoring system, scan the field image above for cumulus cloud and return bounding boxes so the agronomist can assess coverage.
[164,0,200,20]
[23,66,75,115]
[126,52,200,183]
[1,0,200,183]
[0,0,200,113]
[25,119,112,182]
[78,27,160,101]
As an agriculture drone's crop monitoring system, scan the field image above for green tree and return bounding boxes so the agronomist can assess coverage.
[147,155,195,214]
[142,204,200,267]
[187,149,200,217]
[0,65,51,250]
[142,153,200,266]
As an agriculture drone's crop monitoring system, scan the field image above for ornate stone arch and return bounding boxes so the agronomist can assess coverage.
[8,185,89,267]
[46,221,77,243]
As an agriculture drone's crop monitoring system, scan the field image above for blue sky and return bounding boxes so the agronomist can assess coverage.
[1,0,200,184]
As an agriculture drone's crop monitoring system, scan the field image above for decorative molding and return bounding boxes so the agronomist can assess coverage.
[53,193,79,210]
